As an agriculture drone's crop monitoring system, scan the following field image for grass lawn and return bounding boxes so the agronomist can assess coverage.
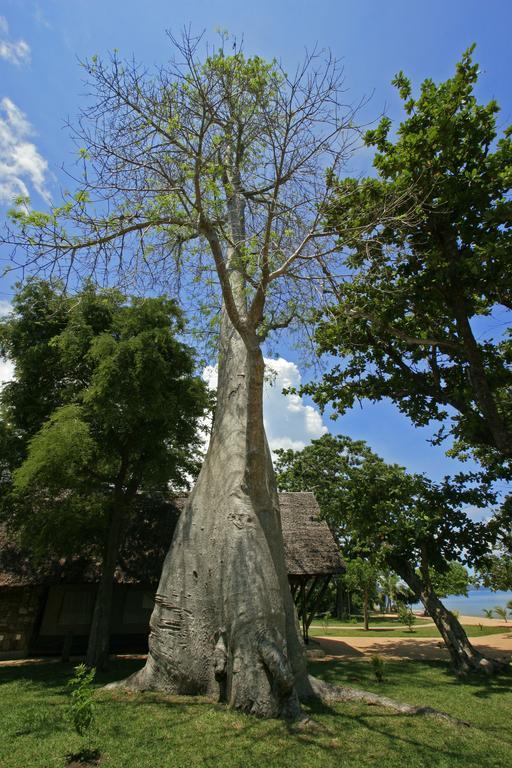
[1,657,511,768]
[309,624,512,638]
[312,615,433,627]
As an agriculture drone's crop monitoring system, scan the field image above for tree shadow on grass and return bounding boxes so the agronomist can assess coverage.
[2,658,510,766]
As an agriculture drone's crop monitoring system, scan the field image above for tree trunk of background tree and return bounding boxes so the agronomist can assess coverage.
[335,577,346,619]
[394,561,505,674]
[363,588,369,631]
[110,311,310,717]
[86,495,125,669]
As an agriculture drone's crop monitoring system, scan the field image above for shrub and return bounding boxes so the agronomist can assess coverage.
[370,655,386,683]
[67,664,96,737]
[397,604,416,632]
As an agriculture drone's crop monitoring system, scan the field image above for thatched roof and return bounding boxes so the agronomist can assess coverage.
[279,492,344,577]
[0,492,343,588]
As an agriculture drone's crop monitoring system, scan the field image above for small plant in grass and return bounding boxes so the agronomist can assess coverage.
[370,655,386,683]
[322,611,332,633]
[66,664,99,766]
[397,604,416,632]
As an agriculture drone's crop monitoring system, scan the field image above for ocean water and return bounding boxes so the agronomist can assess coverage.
[415,588,512,617]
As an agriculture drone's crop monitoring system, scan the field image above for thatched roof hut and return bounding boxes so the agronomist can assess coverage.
[0,492,342,655]
[280,492,343,577]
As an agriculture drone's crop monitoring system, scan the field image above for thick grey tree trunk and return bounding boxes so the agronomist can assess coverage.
[113,311,310,717]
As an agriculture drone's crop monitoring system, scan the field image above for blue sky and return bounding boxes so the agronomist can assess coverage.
[0,0,510,487]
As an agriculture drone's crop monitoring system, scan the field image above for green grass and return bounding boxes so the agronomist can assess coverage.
[310,624,512,638]
[312,615,432,627]
[1,658,511,767]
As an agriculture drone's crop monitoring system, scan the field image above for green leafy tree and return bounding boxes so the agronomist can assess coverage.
[379,570,400,613]
[397,604,416,633]
[307,47,512,480]
[429,562,472,599]
[275,433,505,674]
[1,280,208,668]
[343,557,380,631]
[1,32,357,716]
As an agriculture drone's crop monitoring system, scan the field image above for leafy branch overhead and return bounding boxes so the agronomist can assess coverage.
[306,47,512,477]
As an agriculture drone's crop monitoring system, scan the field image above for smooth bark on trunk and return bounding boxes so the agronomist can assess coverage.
[86,495,125,669]
[112,312,310,717]
[395,561,506,674]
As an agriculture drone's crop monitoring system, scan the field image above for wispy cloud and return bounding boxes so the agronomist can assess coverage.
[33,6,52,30]
[0,16,30,67]
[0,97,51,204]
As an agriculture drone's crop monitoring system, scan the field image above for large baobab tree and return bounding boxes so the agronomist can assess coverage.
[4,33,460,721]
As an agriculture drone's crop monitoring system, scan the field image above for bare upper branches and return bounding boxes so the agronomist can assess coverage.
[2,30,361,343]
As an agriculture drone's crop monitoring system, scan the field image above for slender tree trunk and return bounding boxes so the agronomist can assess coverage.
[112,310,310,717]
[86,494,125,669]
[394,560,506,674]
[363,588,369,631]
[335,577,345,619]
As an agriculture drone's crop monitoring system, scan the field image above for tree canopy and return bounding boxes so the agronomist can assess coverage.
[304,47,512,479]
[1,279,208,555]
[275,433,492,577]
[275,433,502,672]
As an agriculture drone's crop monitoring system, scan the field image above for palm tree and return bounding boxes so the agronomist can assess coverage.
[482,608,494,619]
[494,606,508,622]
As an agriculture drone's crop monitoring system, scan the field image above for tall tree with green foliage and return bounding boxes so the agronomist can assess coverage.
[1,280,208,668]
[306,47,512,481]
[275,434,505,674]
[1,32,362,717]
[342,557,380,630]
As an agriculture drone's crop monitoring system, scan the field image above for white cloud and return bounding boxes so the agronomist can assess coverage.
[0,17,30,67]
[0,301,13,388]
[0,357,14,389]
[263,358,327,453]
[0,97,50,204]
[0,299,11,317]
[201,356,327,457]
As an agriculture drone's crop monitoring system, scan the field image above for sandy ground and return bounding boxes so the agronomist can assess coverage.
[313,627,512,662]
[0,616,510,667]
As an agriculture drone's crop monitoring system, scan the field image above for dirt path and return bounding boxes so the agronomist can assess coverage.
[314,631,512,662]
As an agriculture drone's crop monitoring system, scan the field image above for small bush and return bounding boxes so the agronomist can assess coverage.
[397,604,416,632]
[370,655,385,683]
[67,664,96,737]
